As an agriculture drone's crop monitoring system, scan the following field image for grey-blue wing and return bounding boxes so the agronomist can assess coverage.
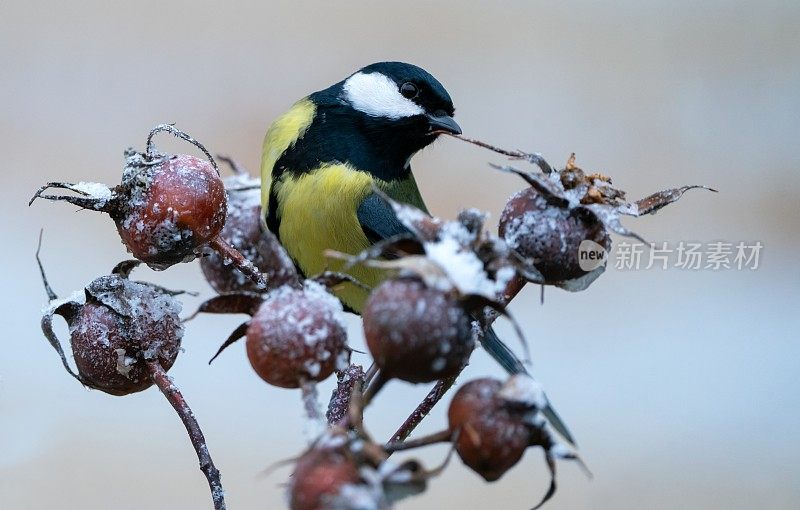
[356,192,411,244]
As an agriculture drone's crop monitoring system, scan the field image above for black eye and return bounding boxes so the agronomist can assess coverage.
[400,82,418,99]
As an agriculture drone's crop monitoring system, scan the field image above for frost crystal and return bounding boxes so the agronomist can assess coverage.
[301,279,348,332]
[331,483,384,510]
[498,374,547,409]
[72,181,113,204]
[41,290,85,315]
[114,348,136,377]
[422,222,508,299]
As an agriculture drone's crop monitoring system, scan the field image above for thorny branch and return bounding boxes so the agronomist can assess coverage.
[148,361,226,510]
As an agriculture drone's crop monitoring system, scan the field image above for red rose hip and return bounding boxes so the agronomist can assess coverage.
[246,281,348,388]
[499,187,610,282]
[363,277,474,384]
[447,378,531,481]
[115,153,226,268]
[30,124,266,287]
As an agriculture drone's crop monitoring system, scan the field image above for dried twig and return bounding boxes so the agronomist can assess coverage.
[447,133,554,174]
[326,364,366,426]
[216,154,248,176]
[148,361,226,510]
[384,429,453,453]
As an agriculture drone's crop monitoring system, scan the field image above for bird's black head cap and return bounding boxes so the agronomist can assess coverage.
[355,61,456,118]
[288,62,460,181]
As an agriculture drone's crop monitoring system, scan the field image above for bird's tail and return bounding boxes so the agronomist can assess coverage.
[481,326,576,446]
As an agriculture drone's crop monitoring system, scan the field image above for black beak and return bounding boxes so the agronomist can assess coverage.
[426,112,462,135]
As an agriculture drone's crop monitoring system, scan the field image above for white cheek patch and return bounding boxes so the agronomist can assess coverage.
[342,72,425,119]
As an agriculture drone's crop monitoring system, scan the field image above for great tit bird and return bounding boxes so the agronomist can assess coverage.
[261,61,573,443]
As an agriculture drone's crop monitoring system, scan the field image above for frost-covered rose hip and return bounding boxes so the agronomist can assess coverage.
[199,160,296,293]
[499,187,610,282]
[382,374,580,509]
[289,436,362,510]
[447,135,713,291]
[288,428,436,510]
[30,124,266,287]
[363,277,474,384]
[114,152,226,268]
[37,252,226,509]
[69,277,183,395]
[446,375,586,508]
[447,378,532,481]
[40,260,183,395]
[246,281,348,388]
[191,277,349,390]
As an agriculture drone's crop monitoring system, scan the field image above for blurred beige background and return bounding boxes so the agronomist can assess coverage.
[2,1,799,509]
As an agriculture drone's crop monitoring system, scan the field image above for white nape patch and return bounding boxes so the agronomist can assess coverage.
[343,72,424,119]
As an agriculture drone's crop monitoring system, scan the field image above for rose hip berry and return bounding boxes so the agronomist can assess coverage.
[381,373,580,509]
[40,260,183,396]
[190,277,349,390]
[115,152,226,268]
[447,378,532,481]
[362,277,474,384]
[37,248,226,509]
[288,427,437,510]
[30,124,266,287]
[289,437,362,510]
[69,279,183,395]
[246,281,348,388]
[499,186,610,282]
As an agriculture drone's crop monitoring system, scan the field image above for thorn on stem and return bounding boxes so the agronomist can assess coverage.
[36,230,58,301]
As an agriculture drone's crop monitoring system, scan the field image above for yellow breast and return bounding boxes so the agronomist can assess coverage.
[274,164,381,310]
